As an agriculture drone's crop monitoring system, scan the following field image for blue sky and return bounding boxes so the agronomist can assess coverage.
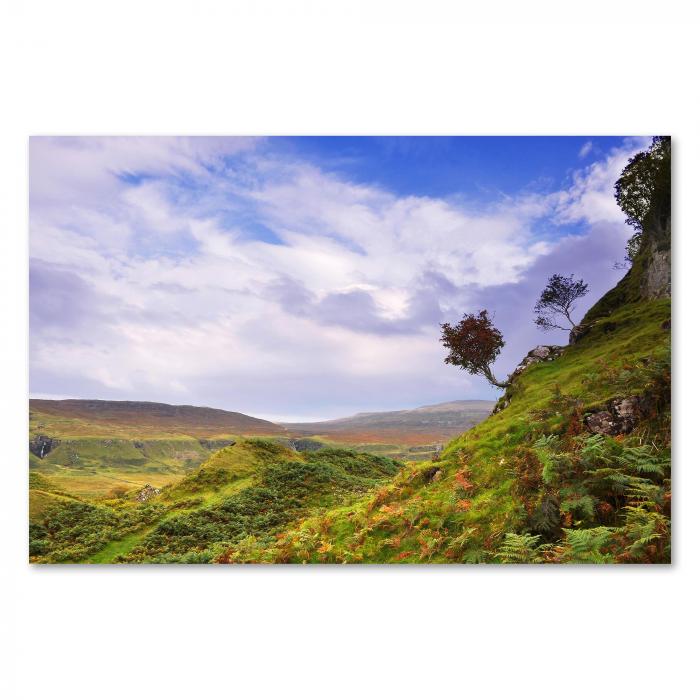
[273,136,626,201]
[29,135,647,421]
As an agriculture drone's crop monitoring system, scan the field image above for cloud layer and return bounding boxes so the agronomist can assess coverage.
[29,136,646,420]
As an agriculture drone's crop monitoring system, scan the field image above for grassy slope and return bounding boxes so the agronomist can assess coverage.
[38,440,286,563]
[31,438,401,563]
[233,296,670,563]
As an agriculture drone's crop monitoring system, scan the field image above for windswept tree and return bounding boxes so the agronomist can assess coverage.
[440,310,508,388]
[534,274,588,332]
[615,136,671,261]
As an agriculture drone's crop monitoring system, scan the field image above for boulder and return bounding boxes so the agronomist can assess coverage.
[530,345,552,360]
[611,396,640,433]
[585,396,641,436]
[135,484,161,502]
[585,410,618,436]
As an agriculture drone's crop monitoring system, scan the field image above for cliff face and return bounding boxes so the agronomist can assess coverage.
[643,240,671,300]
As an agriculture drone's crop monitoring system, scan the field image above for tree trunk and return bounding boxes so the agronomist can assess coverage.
[482,366,509,389]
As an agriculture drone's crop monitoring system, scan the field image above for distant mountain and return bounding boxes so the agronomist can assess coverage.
[29,399,286,438]
[281,400,495,445]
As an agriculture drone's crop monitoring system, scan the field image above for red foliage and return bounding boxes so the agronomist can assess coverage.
[440,310,506,387]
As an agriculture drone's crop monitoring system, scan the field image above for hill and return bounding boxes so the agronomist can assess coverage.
[283,400,494,446]
[29,399,285,438]
[29,399,286,498]
[29,438,401,563]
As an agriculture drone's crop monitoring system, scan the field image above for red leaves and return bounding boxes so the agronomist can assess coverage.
[440,310,505,385]
[455,469,475,493]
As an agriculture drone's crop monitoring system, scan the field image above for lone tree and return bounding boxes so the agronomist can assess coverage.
[534,274,588,332]
[440,310,508,388]
[615,136,671,261]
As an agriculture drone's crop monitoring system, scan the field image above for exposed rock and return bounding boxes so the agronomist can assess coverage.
[29,435,61,459]
[431,469,443,482]
[611,396,640,433]
[530,345,553,360]
[643,244,671,300]
[585,411,618,436]
[509,345,564,382]
[585,395,641,436]
[135,484,161,502]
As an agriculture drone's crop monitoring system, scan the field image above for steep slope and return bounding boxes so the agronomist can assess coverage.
[220,291,670,564]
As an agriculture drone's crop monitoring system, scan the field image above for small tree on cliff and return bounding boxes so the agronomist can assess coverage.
[440,310,508,389]
[534,274,589,332]
[615,136,671,261]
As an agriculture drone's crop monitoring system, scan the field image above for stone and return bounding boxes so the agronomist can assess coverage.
[643,244,671,300]
[530,345,552,360]
[611,396,640,433]
[135,484,161,502]
[420,466,441,483]
[585,396,641,436]
[585,410,618,436]
[508,345,564,382]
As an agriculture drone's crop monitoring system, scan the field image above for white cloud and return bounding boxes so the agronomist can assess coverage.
[578,140,593,158]
[555,136,650,225]
[29,137,644,418]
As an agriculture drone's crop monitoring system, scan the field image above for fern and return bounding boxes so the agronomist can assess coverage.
[533,434,560,485]
[496,533,544,564]
[560,494,596,522]
[619,445,670,477]
[620,507,669,561]
[561,527,615,563]
[579,433,613,467]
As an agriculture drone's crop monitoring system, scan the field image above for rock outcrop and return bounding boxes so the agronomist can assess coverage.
[584,396,641,436]
[135,484,161,502]
[29,435,61,459]
[509,345,564,381]
[493,345,565,414]
[643,243,671,300]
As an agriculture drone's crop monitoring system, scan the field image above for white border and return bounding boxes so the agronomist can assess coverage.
[1,2,698,699]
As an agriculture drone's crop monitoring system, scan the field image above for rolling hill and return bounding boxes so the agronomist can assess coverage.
[282,400,495,446]
[29,399,285,438]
